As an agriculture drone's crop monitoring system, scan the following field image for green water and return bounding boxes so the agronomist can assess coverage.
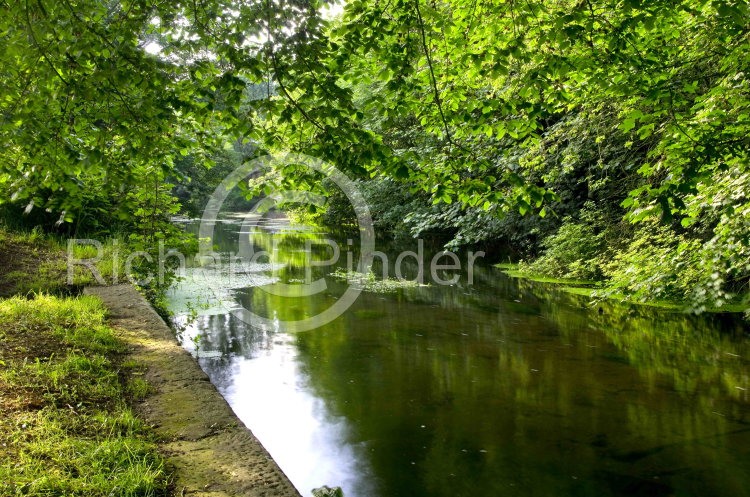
[168,218,750,497]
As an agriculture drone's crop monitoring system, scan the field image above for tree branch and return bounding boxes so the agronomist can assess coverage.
[414,0,456,148]
[265,0,326,133]
[25,0,70,86]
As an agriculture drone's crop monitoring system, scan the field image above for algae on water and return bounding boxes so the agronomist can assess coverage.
[330,269,425,293]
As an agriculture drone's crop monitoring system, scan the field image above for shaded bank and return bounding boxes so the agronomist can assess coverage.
[496,263,749,313]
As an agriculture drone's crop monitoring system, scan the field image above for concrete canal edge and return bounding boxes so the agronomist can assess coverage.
[84,284,302,497]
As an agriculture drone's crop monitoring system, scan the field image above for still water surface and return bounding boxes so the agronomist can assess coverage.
[168,217,750,497]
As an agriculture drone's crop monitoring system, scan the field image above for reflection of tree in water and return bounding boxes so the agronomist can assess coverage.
[195,311,289,397]
[198,355,236,393]
[246,229,336,282]
[522,279,750,401]
[194,312,280,359]
[285,280,750,497]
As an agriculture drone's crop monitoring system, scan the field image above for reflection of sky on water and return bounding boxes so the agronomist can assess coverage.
[213,339,374,496]
[172,310,378,497]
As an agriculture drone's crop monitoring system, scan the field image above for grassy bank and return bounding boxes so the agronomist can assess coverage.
[494,263,599,287]
[0,229,170,495]
[494,263,749,314]
[0,227,125,297]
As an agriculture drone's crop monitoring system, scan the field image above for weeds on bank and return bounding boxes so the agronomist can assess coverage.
[0,295,168,496]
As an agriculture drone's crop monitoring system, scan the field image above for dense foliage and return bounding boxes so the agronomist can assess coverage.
[292,0,750,310]
[1,0,748,309]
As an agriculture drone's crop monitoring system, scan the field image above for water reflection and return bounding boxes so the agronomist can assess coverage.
[169,218,750,497]
[199,328,377,496]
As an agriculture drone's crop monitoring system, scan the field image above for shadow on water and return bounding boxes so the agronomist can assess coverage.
[168,217,750,497]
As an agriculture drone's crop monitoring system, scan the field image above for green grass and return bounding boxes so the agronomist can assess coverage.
[495,263,747,313]
[0,410,165,497]
[494,263,599,286]
[556,285,747,312]
[559,286,597,297]
[0,225,126,296]
[707,302,750,313]
[558,286,684,309]
[493,262,519,270]
[0,295,168,496]
[36,237,126,289]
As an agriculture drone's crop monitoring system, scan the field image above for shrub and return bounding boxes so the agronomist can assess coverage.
[522,204,608,281]
[600,223,703,303]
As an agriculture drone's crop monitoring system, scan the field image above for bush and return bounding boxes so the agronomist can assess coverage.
[522,204,608,281]
[602,214,750,311]
[601,223,703,303]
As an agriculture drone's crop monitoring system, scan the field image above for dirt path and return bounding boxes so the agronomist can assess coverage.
[84,285,302,497]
